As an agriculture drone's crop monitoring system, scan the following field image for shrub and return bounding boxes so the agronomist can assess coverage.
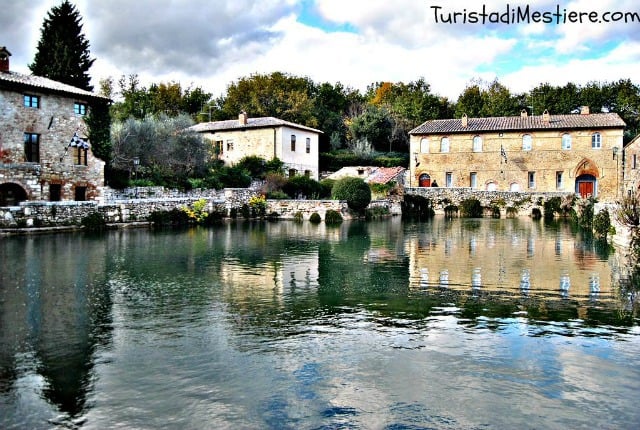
[577,197,596,229]
[365,206,390,220]
[182,198,209,224]
[266,190,289,199]
[543,197,562,220]
[248,195,267,218]
[460,198,483,218]
[593,208,611,239]
[283,176,327,199]
[331,177,372,212]
[81,212,107,232]
[444,204,459,218]
[402,194,435,220]
[506,206,518,218]
[309,212,322,224]
[531,208,542,219]
[491,205,501,218]
[149,208,190,227]
[325,209,343,224]
[293,211,304,223]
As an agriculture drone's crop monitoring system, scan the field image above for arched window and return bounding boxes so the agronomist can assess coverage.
[561,133,572,150]
[592,133,601,149]
[486,182,497,191]
[522,134,532,151]
[440,137,450,153]
[420,138,429,153]
[472,135,482,152]
[510,182,521,192]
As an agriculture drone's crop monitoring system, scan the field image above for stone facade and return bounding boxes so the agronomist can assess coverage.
[189,113,321,180]
[409,109,626,202]
[623,134,640,196]
[0,51,107,205]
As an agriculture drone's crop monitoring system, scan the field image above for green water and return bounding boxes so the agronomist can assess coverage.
[1,218,639,429]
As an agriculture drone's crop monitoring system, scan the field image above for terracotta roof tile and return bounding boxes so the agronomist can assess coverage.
[0,70,108,100]
[189,117,322,134]
[410,112,626,135]
[367,166,405,184]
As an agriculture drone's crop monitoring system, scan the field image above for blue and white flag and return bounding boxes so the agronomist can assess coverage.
[69,132,90,149]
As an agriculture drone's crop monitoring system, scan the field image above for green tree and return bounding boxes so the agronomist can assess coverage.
[29,0,95,91]
[220,72,318,126]
[349,106,394,152]
[331,177,372,212]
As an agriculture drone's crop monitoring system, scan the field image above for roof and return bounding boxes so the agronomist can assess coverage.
[410,112,626,135]
[189,116,322,134]
[326,166,405,184]
[366,166,406,184]
[0,70,109,101]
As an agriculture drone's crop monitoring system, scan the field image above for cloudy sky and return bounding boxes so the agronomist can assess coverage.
[2,0,639,100]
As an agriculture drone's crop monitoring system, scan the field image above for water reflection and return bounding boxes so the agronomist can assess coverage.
[0,218,638,429]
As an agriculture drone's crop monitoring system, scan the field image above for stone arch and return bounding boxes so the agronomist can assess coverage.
[574,158,599,198]
[0,182,28,206]
[574,158,599,178]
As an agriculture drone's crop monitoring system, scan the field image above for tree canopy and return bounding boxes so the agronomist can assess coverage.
[29,0,95,91]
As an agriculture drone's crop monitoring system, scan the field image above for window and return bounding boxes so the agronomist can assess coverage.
[226,140,234,151]
[288,168,297,177]
[445,172,453,187]
[23,94,39,108]
[304,170,311,177]
[49,184,61,201]
[470,172,477,188]
[556,171,563,189]
[528,171,536,189]
[306,137,310,154]
[74,147,88,165]
[291,134,296,151]
[74,102,87,115]
[420,138,429,153]
[472,135,482,152]
[440,137,450,153]
[74,186,86,201]
[633,154,637,169]
[522,134,532,151]
[592,133,601,149]
[215,140,223,154]
[23,133,40,162]
[561,133,572,150]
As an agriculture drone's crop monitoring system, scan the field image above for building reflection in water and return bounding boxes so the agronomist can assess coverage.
[407,218,614,305]
[0,235,112,422]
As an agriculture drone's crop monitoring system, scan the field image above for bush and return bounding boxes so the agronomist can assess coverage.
[309,212,322,224]
[506,206,518,218]
[248,195,267,218]
[490,205,501,218]
[460,198,483,218]
[293,211,304,223]
[325,209,343,224]
[266,190,289,199]
[402,194,435,220]
[283,176,327,199]
[149,208,190,227]
[543,197,562,219]
[331,177,372,212]
[81,212,107,232]
[444,204,459,218]
[593,208,611,239]
[365,206,390,220]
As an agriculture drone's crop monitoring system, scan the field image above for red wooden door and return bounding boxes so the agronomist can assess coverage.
[579,181,594,198]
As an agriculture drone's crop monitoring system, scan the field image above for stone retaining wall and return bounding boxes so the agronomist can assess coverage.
[406,187,575,216]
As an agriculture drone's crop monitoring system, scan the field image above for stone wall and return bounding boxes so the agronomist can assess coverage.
[0,87,105,202]
[406,187,575,216]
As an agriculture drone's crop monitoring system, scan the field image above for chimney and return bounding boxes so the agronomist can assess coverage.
[580,106,590,115]
[0,46,11,72]
[520,109,528,118]
[542,109,550,123]
[461,113,468,128]
[238,111,248,125]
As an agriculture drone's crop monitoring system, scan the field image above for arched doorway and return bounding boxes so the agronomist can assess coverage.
[576,174,597,198]
[0,183,28,206]
[574,159,599,198]
[419,173,431,187]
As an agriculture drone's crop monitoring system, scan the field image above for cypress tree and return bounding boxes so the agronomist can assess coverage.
[29,1,95,91]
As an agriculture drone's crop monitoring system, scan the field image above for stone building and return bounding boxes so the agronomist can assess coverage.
[0,46,108,205]
[623,133,640,196]
[189,111,321,180]
[409,108,626,202]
